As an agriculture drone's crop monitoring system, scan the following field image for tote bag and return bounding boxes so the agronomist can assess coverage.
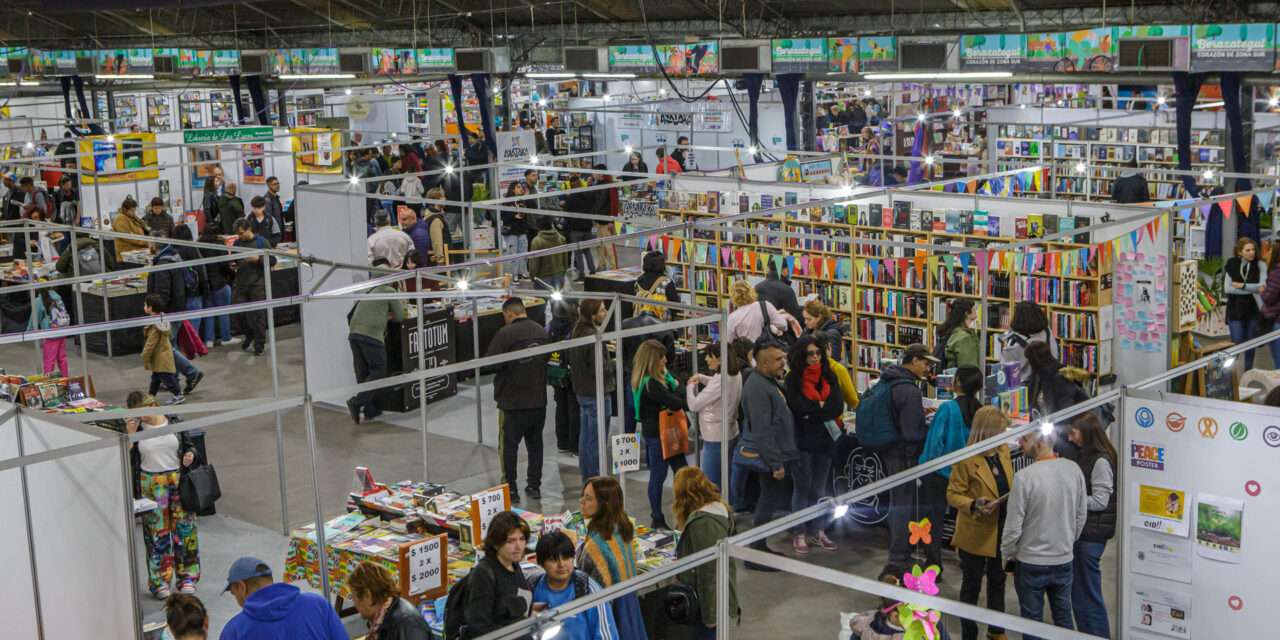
[179,464,222,513]
[658,409,690,460]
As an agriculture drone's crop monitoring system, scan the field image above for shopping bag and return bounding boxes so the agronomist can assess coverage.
[179,464,222,513]
[658,409,690,460]
[177,320,209,359]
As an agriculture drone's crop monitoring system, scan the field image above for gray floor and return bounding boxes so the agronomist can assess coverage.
[1,326,1124,639]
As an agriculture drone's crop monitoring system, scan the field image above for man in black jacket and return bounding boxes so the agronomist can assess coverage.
[878,343,936,570]
[485,298,550,503]
[561,176,597,277]
[264,176,286,234]
[1110,159,1150,204]
[145,231,205,394]
[231,219,273,356]
[754,263,803,339]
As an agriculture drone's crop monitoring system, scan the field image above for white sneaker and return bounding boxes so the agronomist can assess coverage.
[165,395,186,405]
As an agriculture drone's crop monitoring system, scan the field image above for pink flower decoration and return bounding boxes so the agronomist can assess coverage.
[912,609,941,640]
[902,567,940,597]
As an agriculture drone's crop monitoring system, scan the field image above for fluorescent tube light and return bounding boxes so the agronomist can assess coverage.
[582,73,636,79]
[525,73,576,79]
[0,80,40,87]
[95,74,155,80]
[278,74,356,80]
[863,71,1013,81]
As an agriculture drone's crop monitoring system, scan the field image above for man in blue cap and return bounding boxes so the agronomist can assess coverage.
[219,556,347,640]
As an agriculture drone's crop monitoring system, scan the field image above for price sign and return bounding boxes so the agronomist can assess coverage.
[612,434,641,473]
[398,533,448,600]
[469,484,512,544]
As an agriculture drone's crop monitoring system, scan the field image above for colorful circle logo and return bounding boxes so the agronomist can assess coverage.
[1230,422,1248,441]
[1263,426,1280,448]
[1245,480,1262,497]
[1197,416,1220,439]
[1229,595,1244,611]
[1135,407,1155,428]
[1165,412,1187,433]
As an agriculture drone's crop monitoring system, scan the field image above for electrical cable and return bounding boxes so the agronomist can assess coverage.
[636,0,717,104]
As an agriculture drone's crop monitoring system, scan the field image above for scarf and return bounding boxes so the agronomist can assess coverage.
[365,598,394,639]
[801,364,830,402]
[633,371,678,417]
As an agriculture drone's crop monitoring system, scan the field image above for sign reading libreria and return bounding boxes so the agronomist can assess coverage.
[959,33,1025,69]
[183,127,274,145]
[98,49,155,75]
[1191,23,1276,71]
[609,45,659,73]
[272,48,339,75]
[771,38,828,73]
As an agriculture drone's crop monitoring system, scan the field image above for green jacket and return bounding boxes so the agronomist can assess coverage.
[348,284,406,343]
[528,230,569,280]
[946,326,981,370]
[676,503,739,626]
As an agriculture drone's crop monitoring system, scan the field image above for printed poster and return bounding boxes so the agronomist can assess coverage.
[291,127,343,174]
[77,133,159,184]
[1118,25,1190,38]
[416,48,456,71]
[97,49,155,75]
[1191,23,1276,71]
[608,45,659,74]
[959,33,1025,69]
[1194,493,1243,563]
[1024,32,1067,70]
[242,143,266,184]
[1130,527,1193,583]
[827,37,858,74]
[654,42,718,76]
[273,48,339,75]
[1131,581,1192,640]
[189,146,221,190]
[858,36,897,71]
[1136,483,1189,537]
[771,38,828,73]
[178,50,241,76]
[1062,27,1116,72]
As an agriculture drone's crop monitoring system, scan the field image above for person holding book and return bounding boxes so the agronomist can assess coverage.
[946,406,1015,640]
[125,391,201,598]
[919,366,983,571]
[576,476,648,639]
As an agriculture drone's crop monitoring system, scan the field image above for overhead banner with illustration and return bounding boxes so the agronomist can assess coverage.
[32,50,77,75]
[959,33,1025,69]
[655,42,719,76]
[858,36,897,72]
[178,50,241,76]
[1062,28,1116,72]
[273,48,339,76]
[78,133,159,184]
[771,38,828,73]
[608,45,659,74]
[1191,23,1276,71]
[291,127,343,174]
[827,37,858,74]
[416,48,456,72]
[1024,32,1067,70]
[372,48,418,75]
[97,49,155,75]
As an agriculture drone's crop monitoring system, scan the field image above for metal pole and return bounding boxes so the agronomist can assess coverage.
[263,249,289,534]
[302,397,332,600]
[472,297,483,445]
[715,539,730,639]
[718,308,730,493]
[688,323,699,463]
[115,431,144,636]
[69,227,90,380]
[95,209,113,358]
[1114,389,1128,635]
[594,332,607,481]
[613,294,627,505]
[417,272,429,482]
[14,413,46,640]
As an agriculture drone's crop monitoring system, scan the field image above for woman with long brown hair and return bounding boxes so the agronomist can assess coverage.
[1066,412,1118,638]
[631,338,688,529]
[673,467,739,639]
[1225,236,1266,369]
[577,476,647,639]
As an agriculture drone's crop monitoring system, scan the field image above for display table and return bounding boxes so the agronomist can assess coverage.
[585,266,643,317]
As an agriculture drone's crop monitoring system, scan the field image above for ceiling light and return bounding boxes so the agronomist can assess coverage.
[95,74,155,80]
[349,175,359,185]
[747,145,758,155]
[1075,161,1087,173]
[390,132,398,139]
[582,73,636,79]
[0,80,40,87]
[345,88,353,95]
[602,94,611,102]
[1202,169,1214,181]
[1194,100,1225,110]
[525,73,576,79]
[279,74,356,80]
[864,71,1013,81]
[862,88,872,97]
[1019,103,1027,110]
[658,88,667,96]
[24,142,34,150]
[456,278,470,291]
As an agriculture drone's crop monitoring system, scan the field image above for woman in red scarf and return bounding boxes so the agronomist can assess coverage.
[783,335,846,555]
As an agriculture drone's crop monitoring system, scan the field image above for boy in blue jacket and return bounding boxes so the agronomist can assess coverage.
[220,557,347,640]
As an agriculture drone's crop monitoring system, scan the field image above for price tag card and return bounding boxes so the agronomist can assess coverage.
[612,434,641,473]
[399,533,448,600]
[470,484,512,543]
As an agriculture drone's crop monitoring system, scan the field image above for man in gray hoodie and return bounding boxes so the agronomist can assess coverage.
[738,340,797,570]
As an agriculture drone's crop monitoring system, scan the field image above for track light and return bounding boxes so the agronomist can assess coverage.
[1039,421,1055,436]
[1019,103,1027,110]
[1075,161,1087,173]
[602,94,611,102]
[444,164,455,174]
[456,279,470,291]
[106,134,115,143]
[747,145,758,155]
[624,145,633,154]
[529,155,540,164]
[538,98,548,107]
[1270,96,1279,108]
[550,290,564,302]
[539,622,563,640]
[24,141,34,150]
[917,112,927,122]
[952,108,962,118]
[924,155,936,166]
[863,88,872,97]
[833,502,850,519]
[659,88,667,96]
[1156,95,1167,106]
[1202,169,1214,181]
[349,175,359,185]
[1221,354,1236,369]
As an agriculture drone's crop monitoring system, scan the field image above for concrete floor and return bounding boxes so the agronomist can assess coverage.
[1,324,1125,639]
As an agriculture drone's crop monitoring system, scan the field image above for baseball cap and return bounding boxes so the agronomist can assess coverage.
[223,556,272,592]
[901,343,940,364]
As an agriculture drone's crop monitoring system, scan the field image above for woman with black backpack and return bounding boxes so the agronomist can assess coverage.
[1024,341,1090,421]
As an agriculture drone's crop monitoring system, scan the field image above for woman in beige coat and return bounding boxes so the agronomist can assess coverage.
[946,406,1014,640]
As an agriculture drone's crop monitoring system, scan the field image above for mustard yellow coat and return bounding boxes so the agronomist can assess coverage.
[946,445,1015,558]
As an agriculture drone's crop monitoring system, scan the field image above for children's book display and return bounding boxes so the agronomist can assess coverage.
[0,374,106,413]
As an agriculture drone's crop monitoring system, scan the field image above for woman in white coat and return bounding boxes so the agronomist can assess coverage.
[686,339,752,493]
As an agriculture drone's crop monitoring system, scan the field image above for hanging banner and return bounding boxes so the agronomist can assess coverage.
[655,42,719,75]
[959,33,1026,69]
[272,48,339,75]
[858,36,897,72]
[290,127,343,174]
[97,49,155,75]
[608,45,659,74]
[77,133,159,184]
[800,159,834,182]
[177,50,241,76]
[416,48,456,72]
[1118,25,1190,38]
[495,130,535,191]
[183,126,273,145]
[771,38,829,73]
[1024,32,1067,70]
[1062,27,1117,72]
[372,48,418,75]
[1191,23,1276,71]
[827,37,859,74]
[32,50,78,75]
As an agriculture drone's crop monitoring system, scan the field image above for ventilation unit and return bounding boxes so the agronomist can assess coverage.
[240,52,269,75]
[75,56,97,75]
[898,41,951,70]
[563,47,607,73]
[1117,37,1187,70]
[720,41,770,73]
[154,55,176,76]
[339,49,370,74]
[6,58,24,75]
[456,48,512,74]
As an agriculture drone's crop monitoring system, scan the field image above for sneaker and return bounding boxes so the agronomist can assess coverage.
[213,340,223,347]
[178,581,197,594]
[346,399,362,424]
[183,371,204,395]
[222,336,242,345]
[152,585,171,600]
[509,491,521,505]
[253,347,265,356]
[811,531,838,551]
[525,487,541,500]
[793,534,810,555]
[240,338,253,352]
[166,395,186,405]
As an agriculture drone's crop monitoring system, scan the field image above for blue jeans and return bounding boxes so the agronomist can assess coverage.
[701,440,736,494]
[577,395,610,481]
[1072,540,1109,638]
[791,450,833,536]
[645,435,687,527]
[502,233,528,277]
[201,284,232,343]
[1228,317,1259,370]
[1014,561,1075,640]
[169,321,200,380]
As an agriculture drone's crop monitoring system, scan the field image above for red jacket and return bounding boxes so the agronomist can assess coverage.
[1262,266,1280,321]
[656,156,683,174]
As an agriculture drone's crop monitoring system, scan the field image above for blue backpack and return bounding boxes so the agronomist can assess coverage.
[854,377,915,451]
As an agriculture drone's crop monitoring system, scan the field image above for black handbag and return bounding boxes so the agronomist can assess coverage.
[179,464,222,513]
[663,583,701,625]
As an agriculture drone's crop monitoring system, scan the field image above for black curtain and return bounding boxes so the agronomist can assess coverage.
[229,75,247,124]
[744,73,763,161]
[447,74,471,148]
[1173,72,1219,256]
[246,75,270,125]
[1221,72,1260,245]
[470,73,498,157]
[70,76,105,135]
[775,73,802,151]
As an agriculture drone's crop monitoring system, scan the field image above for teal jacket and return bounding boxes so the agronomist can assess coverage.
[919,400,971,478]
[28,291,66,331]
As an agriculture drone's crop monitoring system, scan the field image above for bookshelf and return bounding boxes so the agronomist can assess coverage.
[146,95,174,131]
[648,193,1115,393]
[179,92,206,129]
[288,93,325,127]
[408,91,433,135]
[112,95,140,131]
[992,123,1225,201]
